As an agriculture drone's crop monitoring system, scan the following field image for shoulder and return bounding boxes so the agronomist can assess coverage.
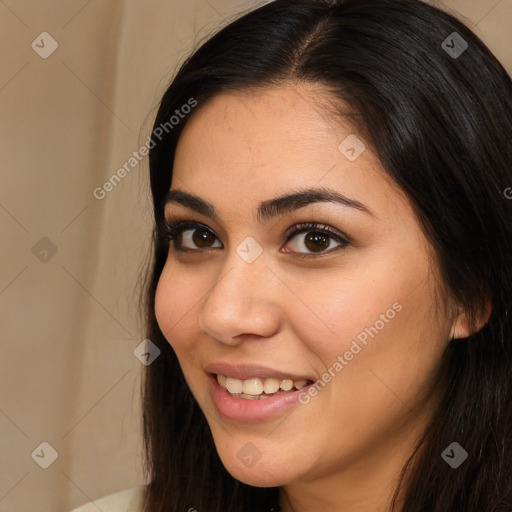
[69,484,147,512]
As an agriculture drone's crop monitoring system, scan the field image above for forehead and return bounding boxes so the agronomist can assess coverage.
[172,84,386,197]
[171,84,412,231]
[178,83,346,149]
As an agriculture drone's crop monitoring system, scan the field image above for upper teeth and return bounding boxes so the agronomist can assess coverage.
[217,374,309,396]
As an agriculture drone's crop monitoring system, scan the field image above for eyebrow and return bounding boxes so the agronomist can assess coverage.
[163,187,374,222]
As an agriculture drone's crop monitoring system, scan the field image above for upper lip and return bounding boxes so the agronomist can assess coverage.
[205,362,314,382]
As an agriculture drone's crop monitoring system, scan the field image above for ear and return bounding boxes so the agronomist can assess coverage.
[450,297,492,340]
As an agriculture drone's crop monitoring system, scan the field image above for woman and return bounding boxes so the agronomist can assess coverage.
[71,0,512,511]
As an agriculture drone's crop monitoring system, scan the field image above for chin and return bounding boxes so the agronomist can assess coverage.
[212,439,299,487]
[222,457,292,487]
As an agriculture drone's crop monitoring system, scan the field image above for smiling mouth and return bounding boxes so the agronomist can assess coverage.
[215,374,313,400]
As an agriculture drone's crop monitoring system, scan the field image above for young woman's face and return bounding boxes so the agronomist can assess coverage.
[154,83,460,495]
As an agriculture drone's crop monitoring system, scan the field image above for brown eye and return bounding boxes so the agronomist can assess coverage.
[191,229,217,248]
[176,227,222,250]
[283,223,349,256]
[303,232,330,252]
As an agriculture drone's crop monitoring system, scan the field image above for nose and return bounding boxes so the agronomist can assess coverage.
[197,253,281,346]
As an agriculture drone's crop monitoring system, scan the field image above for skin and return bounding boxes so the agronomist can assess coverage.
[154,82,472,512]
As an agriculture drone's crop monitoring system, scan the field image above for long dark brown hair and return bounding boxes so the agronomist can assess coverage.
[139,1,512,510]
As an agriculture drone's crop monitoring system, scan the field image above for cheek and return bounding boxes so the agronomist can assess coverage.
[288,254,446,407]
[284,267,405,365]
[326,279,446,422]
[154,265,198,347]
[154,272,174,337]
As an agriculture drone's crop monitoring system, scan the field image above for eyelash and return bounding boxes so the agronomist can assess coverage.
[159,220,350,258]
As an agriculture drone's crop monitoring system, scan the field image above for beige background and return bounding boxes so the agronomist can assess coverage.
[0,1,510,511]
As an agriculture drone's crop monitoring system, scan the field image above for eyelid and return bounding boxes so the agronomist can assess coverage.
[160,219,222,245]
[164,213,226,240]
[283,222,349,244]
[161,219,350,255]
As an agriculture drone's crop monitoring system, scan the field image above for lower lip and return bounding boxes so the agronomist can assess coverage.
[207,373,312,423]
